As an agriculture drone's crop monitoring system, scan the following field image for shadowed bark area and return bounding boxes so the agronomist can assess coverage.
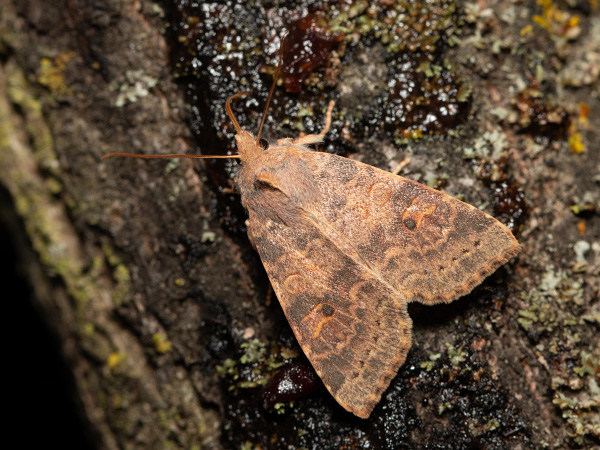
[1,1,598,449]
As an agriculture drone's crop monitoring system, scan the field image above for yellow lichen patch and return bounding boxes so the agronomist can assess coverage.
[577,103,590,128]
[567,103,590,154]
[568,132,585,154]
[37,51,75,97]
[520,24,534,37]
[5,65,57,172]
[401,128,423,140]
[153,333,173,354]
[532,0,581,39]
[107,352,126,370]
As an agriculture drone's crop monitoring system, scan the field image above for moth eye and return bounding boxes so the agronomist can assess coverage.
[259,138,269,150]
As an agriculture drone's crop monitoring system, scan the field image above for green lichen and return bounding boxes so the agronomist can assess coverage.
[445,343,467,367]
[424,171,448,189]
[273,401,294,415]
[216,358,237,378]
[484,419,500,432]
[438,401,453,415]
[240,442,257,450]
[109,69,158,107]
[582,302,600,326]
[216,339,295,395]
[519,263,599,443]
[573,351,598,378]
[570,191,598,216]
[292,104,314,132]
[102,244,132,306]
[1,65,95,309]
[553,380,600,445]
[420,352,442,371]
[1,61,136,387]
[463,130,509,161]
[239,339,267,364]
[517,266,585,332]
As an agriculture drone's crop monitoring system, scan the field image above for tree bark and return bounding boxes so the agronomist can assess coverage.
[1,1,598,449]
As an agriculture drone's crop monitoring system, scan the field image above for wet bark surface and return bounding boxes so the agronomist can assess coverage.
[1,1,598,449]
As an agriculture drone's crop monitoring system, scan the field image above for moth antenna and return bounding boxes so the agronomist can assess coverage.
[100,92,248,159]
[101,153,240,160]
[105,32,290,161]
[106,92,249,160]
[104,92,251,161]
[255,30,288,145]
[225,92,250,134]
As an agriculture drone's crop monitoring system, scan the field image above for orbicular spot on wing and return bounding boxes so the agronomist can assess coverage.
[355,203,370,220]
[284,273,308,295]
[369,182,392,206]
[402,197,437,230]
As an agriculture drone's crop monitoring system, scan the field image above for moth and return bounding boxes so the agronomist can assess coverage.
[104,36,520,419]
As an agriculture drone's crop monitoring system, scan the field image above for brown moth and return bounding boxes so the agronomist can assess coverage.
[230,101,520,419]
[104,36,520,419]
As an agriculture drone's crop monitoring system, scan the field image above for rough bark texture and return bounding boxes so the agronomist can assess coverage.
[1,1,598,449]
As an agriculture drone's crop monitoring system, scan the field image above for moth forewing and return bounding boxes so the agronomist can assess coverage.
[294,151,521,306]
[243,170,414,418]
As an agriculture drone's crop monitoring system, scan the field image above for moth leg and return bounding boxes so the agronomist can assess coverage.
[245,219,258,251]
[265,284,273,307]
[293,100,335,146]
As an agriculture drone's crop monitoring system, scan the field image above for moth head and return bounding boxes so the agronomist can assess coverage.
[225,31,289,163]
[234,129,263,161]
[225,92,264,162]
